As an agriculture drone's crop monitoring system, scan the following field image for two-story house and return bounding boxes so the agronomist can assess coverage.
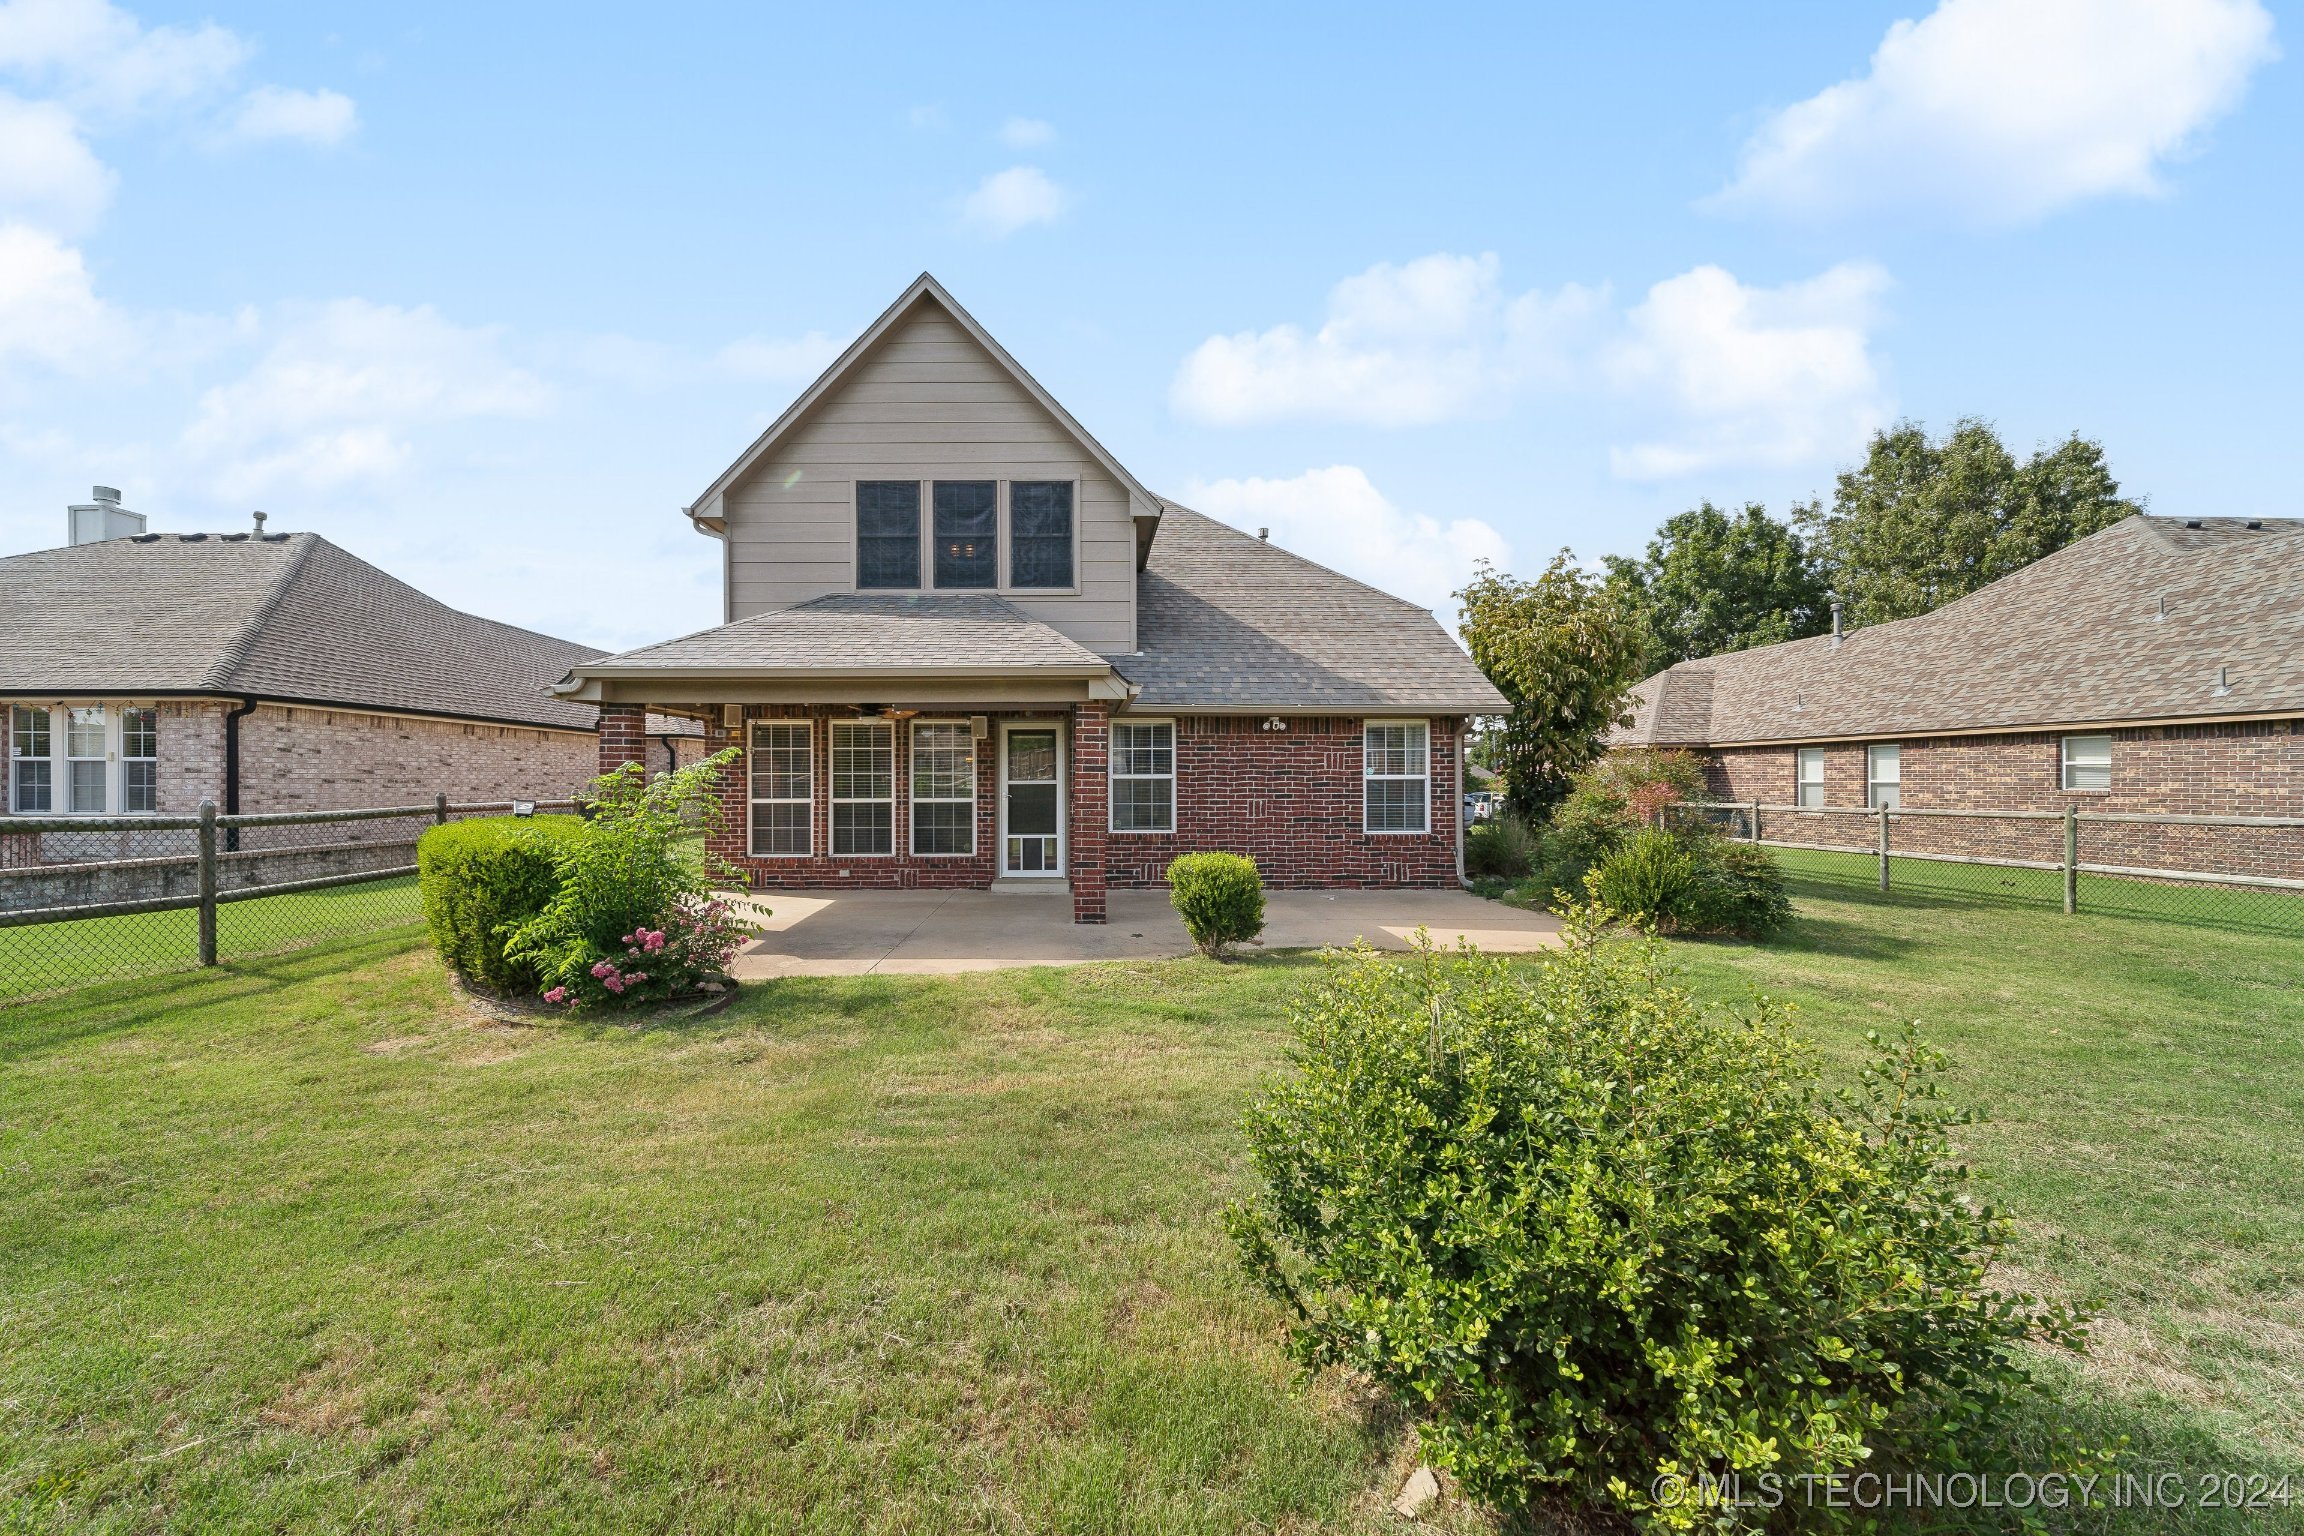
[553,275,1507,922]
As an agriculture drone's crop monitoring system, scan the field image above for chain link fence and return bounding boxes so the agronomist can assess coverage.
[1677,801,2304,935]
[0,798,575,1006]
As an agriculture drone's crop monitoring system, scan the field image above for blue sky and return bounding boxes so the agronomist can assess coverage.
[1,0,2294,650]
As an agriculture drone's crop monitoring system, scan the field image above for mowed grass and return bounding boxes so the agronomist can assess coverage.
[3,876,2301,1532]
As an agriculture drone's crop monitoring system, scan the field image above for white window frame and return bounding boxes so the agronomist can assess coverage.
[747,719,814,858]
[7,701,164,818]
[1109,718,1175,834]
[2061,733,2112,792]
[1865,742,1901,809]
[1363,719,1431,835]
[829,719,896,857]
[1794,746,1825,809]
[997,719,1066,877]
[909,719,976,856]
[65,705,107,814]
[9,704,54,814]
[121,706,158,814]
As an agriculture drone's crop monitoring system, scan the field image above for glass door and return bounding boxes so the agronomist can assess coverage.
[1001,726,1062,874]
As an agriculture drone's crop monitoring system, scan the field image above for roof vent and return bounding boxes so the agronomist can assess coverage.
[253,510,268,535]
[2213,665,2232,697]
[1829,596,1844,646]
[67,484,146,545]
[2184,518,2203,529]
[2154,594,2169,621]
[1257,527,1269,541]
[2246,519,2263,530]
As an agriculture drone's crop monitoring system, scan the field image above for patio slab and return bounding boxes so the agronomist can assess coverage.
[724,887,1562,979]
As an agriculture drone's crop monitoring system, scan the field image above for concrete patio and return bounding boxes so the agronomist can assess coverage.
[725,887,1563,979]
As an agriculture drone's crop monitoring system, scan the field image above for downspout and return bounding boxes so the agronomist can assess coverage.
[1455,718,1468,889]
[656,733,679,776]
[222,695,259,852]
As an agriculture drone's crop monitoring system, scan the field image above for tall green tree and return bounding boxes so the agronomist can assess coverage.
[1458,553,1649,820]
[1602,500,1829,668]
[1797,418,2143,627]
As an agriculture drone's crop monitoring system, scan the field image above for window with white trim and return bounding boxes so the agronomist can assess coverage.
[830,720,895,855]
[65,706,106,813]
[2061,734,2111,791]
[1110,720,1174,832]
[748,721,812,856]
[1364,721,1430,833]
[10,706,51,813]
[1866,742,1901,809]
[1795,747,1824,808]
[122,707,158,814]
[910,722,975,855]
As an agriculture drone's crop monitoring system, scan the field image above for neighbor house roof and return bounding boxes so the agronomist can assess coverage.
[0,531,618,732]
[1615,515,2304,748]
[1122,507,1509,714]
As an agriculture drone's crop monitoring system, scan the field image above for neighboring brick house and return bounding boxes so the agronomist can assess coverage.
[1612,514,2304,879]
[1,512,702,871]
[552,274,1507,922]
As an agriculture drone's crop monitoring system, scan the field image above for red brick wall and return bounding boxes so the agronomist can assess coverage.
[597,704,648,778]
[1697,718,2304,880]
[1102,715,1463,890]
[1070,703,1108,922]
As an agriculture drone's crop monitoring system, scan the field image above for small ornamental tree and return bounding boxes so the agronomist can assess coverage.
[1228,921,2089,1530]
[506,748,757,1006]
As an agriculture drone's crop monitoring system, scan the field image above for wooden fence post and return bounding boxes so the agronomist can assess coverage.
[434,792,449,827]
[2064,805,2079,915]
[1876,804,1891,892]
[197,799,218,966]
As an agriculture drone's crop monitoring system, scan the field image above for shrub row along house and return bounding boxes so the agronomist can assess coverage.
[551,274,1507,922]
[0,501,698,901]
[1613,513,2304,879]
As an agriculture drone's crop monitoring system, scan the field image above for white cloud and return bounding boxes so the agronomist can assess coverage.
[1182,464,1509,620]
[182,299,550,497]
[0,0,246,115]
[222,84,355,146]
[998,116,1054,148]
[959,165,1065,237]
[0,220,129,369]
[716,330,842,383]
[0,90,111,230]
[1605,262,1892,479]
[1713,0,2278,223]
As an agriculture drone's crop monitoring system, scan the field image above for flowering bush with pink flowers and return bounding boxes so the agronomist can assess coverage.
[509,749,758,1008]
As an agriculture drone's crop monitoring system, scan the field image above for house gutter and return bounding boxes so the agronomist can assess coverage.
[222,695,260,851]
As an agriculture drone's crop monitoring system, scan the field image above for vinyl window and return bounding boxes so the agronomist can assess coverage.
[10,706,51,813]
[66,706,106,813]
[2062,734,2112,792]
[1795,747,1825,809]
[910,722,975,855]
[856,481,922,590]
[1866,742,1901,809]
[1110,720,1174,832]
[122,707,158,814]
[830,720,895,855]
[1364,721,1430,833]
[1009,481,1075,589]
[932,480,997,589]
[748,721,812,856]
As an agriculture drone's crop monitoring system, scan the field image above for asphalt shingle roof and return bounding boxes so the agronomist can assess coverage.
[1123,507,1508,713]
[0,532,609,732]
[1615,515,2304,746]
[583,591,1114,675]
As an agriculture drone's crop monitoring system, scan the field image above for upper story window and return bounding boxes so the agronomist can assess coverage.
[857,481,922,589]
[1866,742,1901,809]
[2062,733,2112,791]
[1010,482,1074,589]
[1364,720,1430,833]
[933,481,997,588]
[1795,747,1824,808]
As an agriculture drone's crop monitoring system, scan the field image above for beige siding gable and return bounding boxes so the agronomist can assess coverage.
[722,301,1139,654]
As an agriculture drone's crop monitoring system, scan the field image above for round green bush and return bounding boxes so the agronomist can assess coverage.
[1228,922,2086,1527]
[417,815,583,992]
[1591,828,1791,939]
[1165,851,1264,958]
[1590,826,1698,926]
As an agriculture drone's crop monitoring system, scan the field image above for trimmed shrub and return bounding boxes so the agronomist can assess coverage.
[1686,840,1793,937]
[417,815,583,992]
[1464,812,1538,880]
[1228,920,2089,1529]
[1166,851,1264,959]
[1590,826,1699,926]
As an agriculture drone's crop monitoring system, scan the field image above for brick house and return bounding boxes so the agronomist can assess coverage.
[553,274,1508,922]
[1,510,701,867]
[1612,514,2304,878]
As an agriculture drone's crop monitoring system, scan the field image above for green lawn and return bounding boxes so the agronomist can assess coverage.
[2,878,2299,1533]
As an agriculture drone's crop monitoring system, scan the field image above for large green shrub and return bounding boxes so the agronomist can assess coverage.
[1464,812,1537,880]
[1228,921,2087,1530]
[1686,840,1793,937]
[1589,829,1791,939]
[1589,826,1698,925]
[417,815,583,992]
[1166,851,1264,959]
[1536,748,1710,896]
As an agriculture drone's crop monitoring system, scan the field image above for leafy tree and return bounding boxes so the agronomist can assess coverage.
[1602,500,1829,667]
[1798,418,2142,627]
[1458,553,1649,820]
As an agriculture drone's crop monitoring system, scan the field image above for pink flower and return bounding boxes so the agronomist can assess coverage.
[602,974,625,994]
[627,972,648,985]
[591,960,618,981]
[642,929,667,953]
[543,986,568,1004]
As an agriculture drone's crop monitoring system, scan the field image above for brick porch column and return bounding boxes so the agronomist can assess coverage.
[1069,702,1109,923]
[598,703,647,777]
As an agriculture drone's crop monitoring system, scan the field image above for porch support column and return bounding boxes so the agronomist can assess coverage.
[598,703,648,778]
[1069,702,1108,923]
